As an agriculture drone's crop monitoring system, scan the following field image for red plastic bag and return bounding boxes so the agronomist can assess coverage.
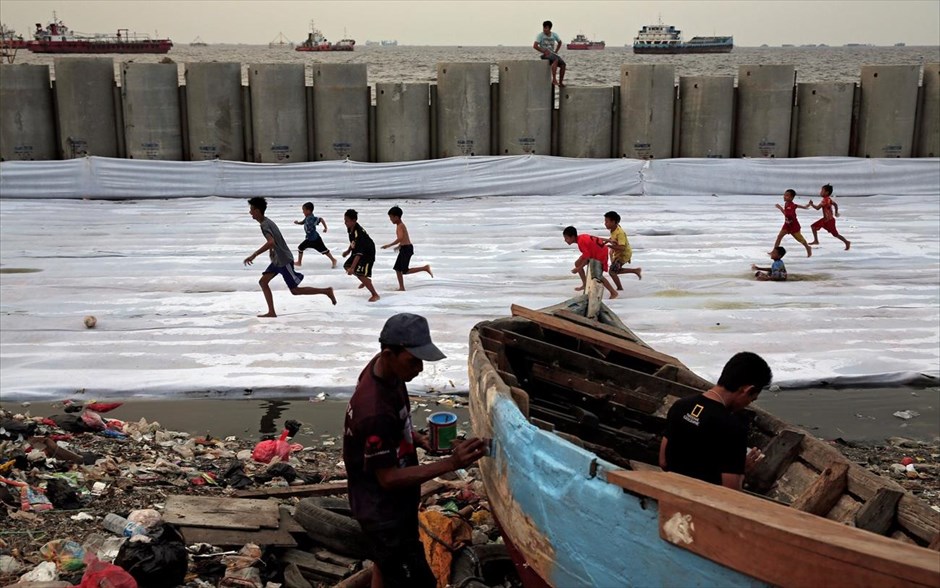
[251,429,300,464]
[79,556,138,588]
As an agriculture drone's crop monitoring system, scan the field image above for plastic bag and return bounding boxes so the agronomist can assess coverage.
[79,556,138,588]
[40,539,86,572]
[250,429,301,463]
[113,523,187,588]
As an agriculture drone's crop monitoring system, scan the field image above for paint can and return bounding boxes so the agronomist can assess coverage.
[427,411,458,453]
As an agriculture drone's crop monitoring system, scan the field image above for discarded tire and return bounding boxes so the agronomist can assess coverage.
[303,496,353,516]
[451,543,515,588]
[294,498,368,558]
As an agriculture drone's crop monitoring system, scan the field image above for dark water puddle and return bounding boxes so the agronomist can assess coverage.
[0,268,43,274]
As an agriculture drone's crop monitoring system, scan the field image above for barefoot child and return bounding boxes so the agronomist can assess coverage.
[602,211,642,290]
[752,246,787,281]
[533,20,566,87]
[342,209,380,302]
[243,197,336,317]
[773,189,813,257]
[562,226,618,299]
[808,184,851,250]
[294,202,337,268]
[381,206,433,291]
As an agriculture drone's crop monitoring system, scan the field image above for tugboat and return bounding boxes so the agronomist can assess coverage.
[632,21,732,54]
[295,21,355,52]
[27,13,173,54]
[566,33,605,50]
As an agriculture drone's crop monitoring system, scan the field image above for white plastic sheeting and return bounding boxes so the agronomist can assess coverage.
[2,155,938,199]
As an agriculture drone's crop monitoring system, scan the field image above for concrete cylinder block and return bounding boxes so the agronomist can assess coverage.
[678,76,734,158]
[54,57,118,158]
[248,63,307,163]
[559,87,613,158]
[619,64,675,159]
[185,62,245,161]
[856,65,919,158]
[375,82,430,162]
[121,63,182,160]
[735,64,794,158]
[436,63,491,157]
[312,63,368,161]
[795,82,854,157]
[0,64,56,161]
[916,62,940,158]
[497,60,552,155]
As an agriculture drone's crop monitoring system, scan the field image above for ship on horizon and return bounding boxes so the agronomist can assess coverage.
[632,21,732,54]
[567,33,605,50]
[26,13,172,54]
[295,21,354,52]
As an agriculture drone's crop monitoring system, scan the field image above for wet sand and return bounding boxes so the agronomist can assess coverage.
[3,387,937,443]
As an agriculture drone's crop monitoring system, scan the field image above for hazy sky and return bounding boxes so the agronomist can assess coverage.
[2,0,938,46]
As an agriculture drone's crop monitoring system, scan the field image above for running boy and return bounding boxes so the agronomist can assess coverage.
[752,246,787,281]
[602,211,642,290]
[381,206,433,291]
[243,197,336,317]
[342,209,380,302]
[533,20,566,87]
[773,189,813,257]
[808,184,851,250]
[294,202,337,268]
[563,226,618,299]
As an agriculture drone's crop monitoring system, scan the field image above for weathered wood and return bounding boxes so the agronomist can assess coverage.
[510,304,681,368]
[607,469,940,588]
[281,549,351,580]
[509,385,530,418]
[313,549,359,569]
[554,309,643,344]
[163,495,279,529]
[585,259,604,319]
[897,495,940,544]
[529,361,664,414]
[497,369,520,387]
[770,461,819,505]
[855,487,903,535]
[233,481,348,499]
[651,364,710,391]
[283,562,314,588]
[790,462,849,516]
[530,417,555,432]
[629,459,663,472]
[334,564,373,588]
[179,524,298,547]
[746,430,806,494]
[826,493,863,525]
[929,533,940,551]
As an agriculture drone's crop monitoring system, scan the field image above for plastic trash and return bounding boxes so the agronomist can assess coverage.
[79,556,137,588]
[19,560,59,582]
[39,539,86,572]
[0,476,53,512]
[127,509,162,531]
[893,410,920,420]
[114,523,188,588]
[251,428,300,464]
[102,513,148,538]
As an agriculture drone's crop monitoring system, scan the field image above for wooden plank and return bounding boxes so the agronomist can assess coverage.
[855,487,903,535]
[281,549,351,580]
[746,430,805,494]
[509,386,530,418]
[163,495,279,529]
[897,495,940,544]
[553,309,643,344]
[585,259,604,319]
[770,461,818,505]
[790,462,849,516]
[629,459,663,472]
[233,481,348,499]
[651,364,711,392]
[929,534,940,551]
[529,361,663,415]
[511,304,681,368]
[497,369,520,387]
[607,469,940,588]
[826,493,863,525]
[179,524,297,547]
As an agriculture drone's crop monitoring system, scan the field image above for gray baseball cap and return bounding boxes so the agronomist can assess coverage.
[379,313,446,361]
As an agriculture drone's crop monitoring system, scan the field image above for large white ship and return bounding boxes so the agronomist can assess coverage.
[632,22,732,54]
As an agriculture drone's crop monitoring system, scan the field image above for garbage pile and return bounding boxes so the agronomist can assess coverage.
[0,403,520,588]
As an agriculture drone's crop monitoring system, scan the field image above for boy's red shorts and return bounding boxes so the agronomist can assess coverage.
[812,218,837,234]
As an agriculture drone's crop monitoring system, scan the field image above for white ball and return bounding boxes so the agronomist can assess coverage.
[84,316,97,329]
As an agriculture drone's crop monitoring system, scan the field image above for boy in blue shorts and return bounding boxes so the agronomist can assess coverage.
[294,202,337,268]
[244,196,336,317]
[533,20,566,87]
[752,246,787,281]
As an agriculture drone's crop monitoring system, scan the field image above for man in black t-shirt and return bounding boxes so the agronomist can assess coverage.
[343,313,486,588]
[659,352,772,491]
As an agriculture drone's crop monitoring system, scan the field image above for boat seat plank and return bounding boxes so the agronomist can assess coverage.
[629,459,663,472]
[606,469,940,588]
[496,369,520,387]
[897,496,940,544]
[651,364,713,392]
[826,493,863,525]
[855,487,904,535]
[530,361,612,401]
[790,462,849,516]
[510,304,681,368]
[552,309,644,344]
[746,429,806,494]
[770,461,819,504]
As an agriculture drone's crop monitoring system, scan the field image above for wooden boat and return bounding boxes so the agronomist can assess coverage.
[468,267,940,587]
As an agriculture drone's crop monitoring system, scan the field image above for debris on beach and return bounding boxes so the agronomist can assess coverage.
[0,405,519,587]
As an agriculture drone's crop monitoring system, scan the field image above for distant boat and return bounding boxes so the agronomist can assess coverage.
[27,12,172,54]
[567,33,605,50]
[190,36,207,47]
[268,32,294,49]
[781,44,795,47]
[895,42,906,47]
[295,21,354,52]
[844,43,874,47]
[365,39,397,47]
[632,21,732,54]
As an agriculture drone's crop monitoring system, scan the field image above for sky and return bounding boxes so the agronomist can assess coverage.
[1,0,938,46]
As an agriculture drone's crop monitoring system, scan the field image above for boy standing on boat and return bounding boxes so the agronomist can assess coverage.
[808,184,851,250]
[772,189,813,257]
[342,209,381,302]
[602,211,642,289]
[659,352,771,490]
[533,20,566,87]
[381,206,433,291]
[562,226,618,299]
[243,197,336,318]
[343,313,486,588]
[294,202,337,268]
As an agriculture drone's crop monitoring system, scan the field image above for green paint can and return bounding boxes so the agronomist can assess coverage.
[428,411,458,453]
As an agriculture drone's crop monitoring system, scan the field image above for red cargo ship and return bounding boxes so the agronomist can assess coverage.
[566,33,605,50]
[295,22,354,52]
[27,14,172,54]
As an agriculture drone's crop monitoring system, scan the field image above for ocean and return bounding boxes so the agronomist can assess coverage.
[9,44,940,86]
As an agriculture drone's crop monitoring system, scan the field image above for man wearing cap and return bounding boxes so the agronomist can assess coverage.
[343,313,486,588]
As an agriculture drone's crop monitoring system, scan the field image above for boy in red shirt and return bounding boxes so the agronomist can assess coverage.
[808,184,851,250]
[563,226,618,299]
[772,189,813,257]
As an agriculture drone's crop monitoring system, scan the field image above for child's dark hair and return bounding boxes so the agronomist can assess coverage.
[775,246,787,258]
[248,196,267,213]
[345,209,358,221]
[716,352,773,393]
[302,202,314,212]
[562,226,577,238]
[604,211,621,223]
[388,206,403,217]
[822,184,833,196]
[785,189,796,197]
[543,20,553,28]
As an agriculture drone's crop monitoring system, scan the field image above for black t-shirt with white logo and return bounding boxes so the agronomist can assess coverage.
[343,354,419,527]
[663,394,747,485]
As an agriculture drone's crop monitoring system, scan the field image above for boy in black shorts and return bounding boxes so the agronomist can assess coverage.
[294,202,337,268]
[342,209,380,302]
[381,206,433,291]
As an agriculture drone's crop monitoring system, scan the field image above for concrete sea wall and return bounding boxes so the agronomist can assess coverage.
[1,58,938,162]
